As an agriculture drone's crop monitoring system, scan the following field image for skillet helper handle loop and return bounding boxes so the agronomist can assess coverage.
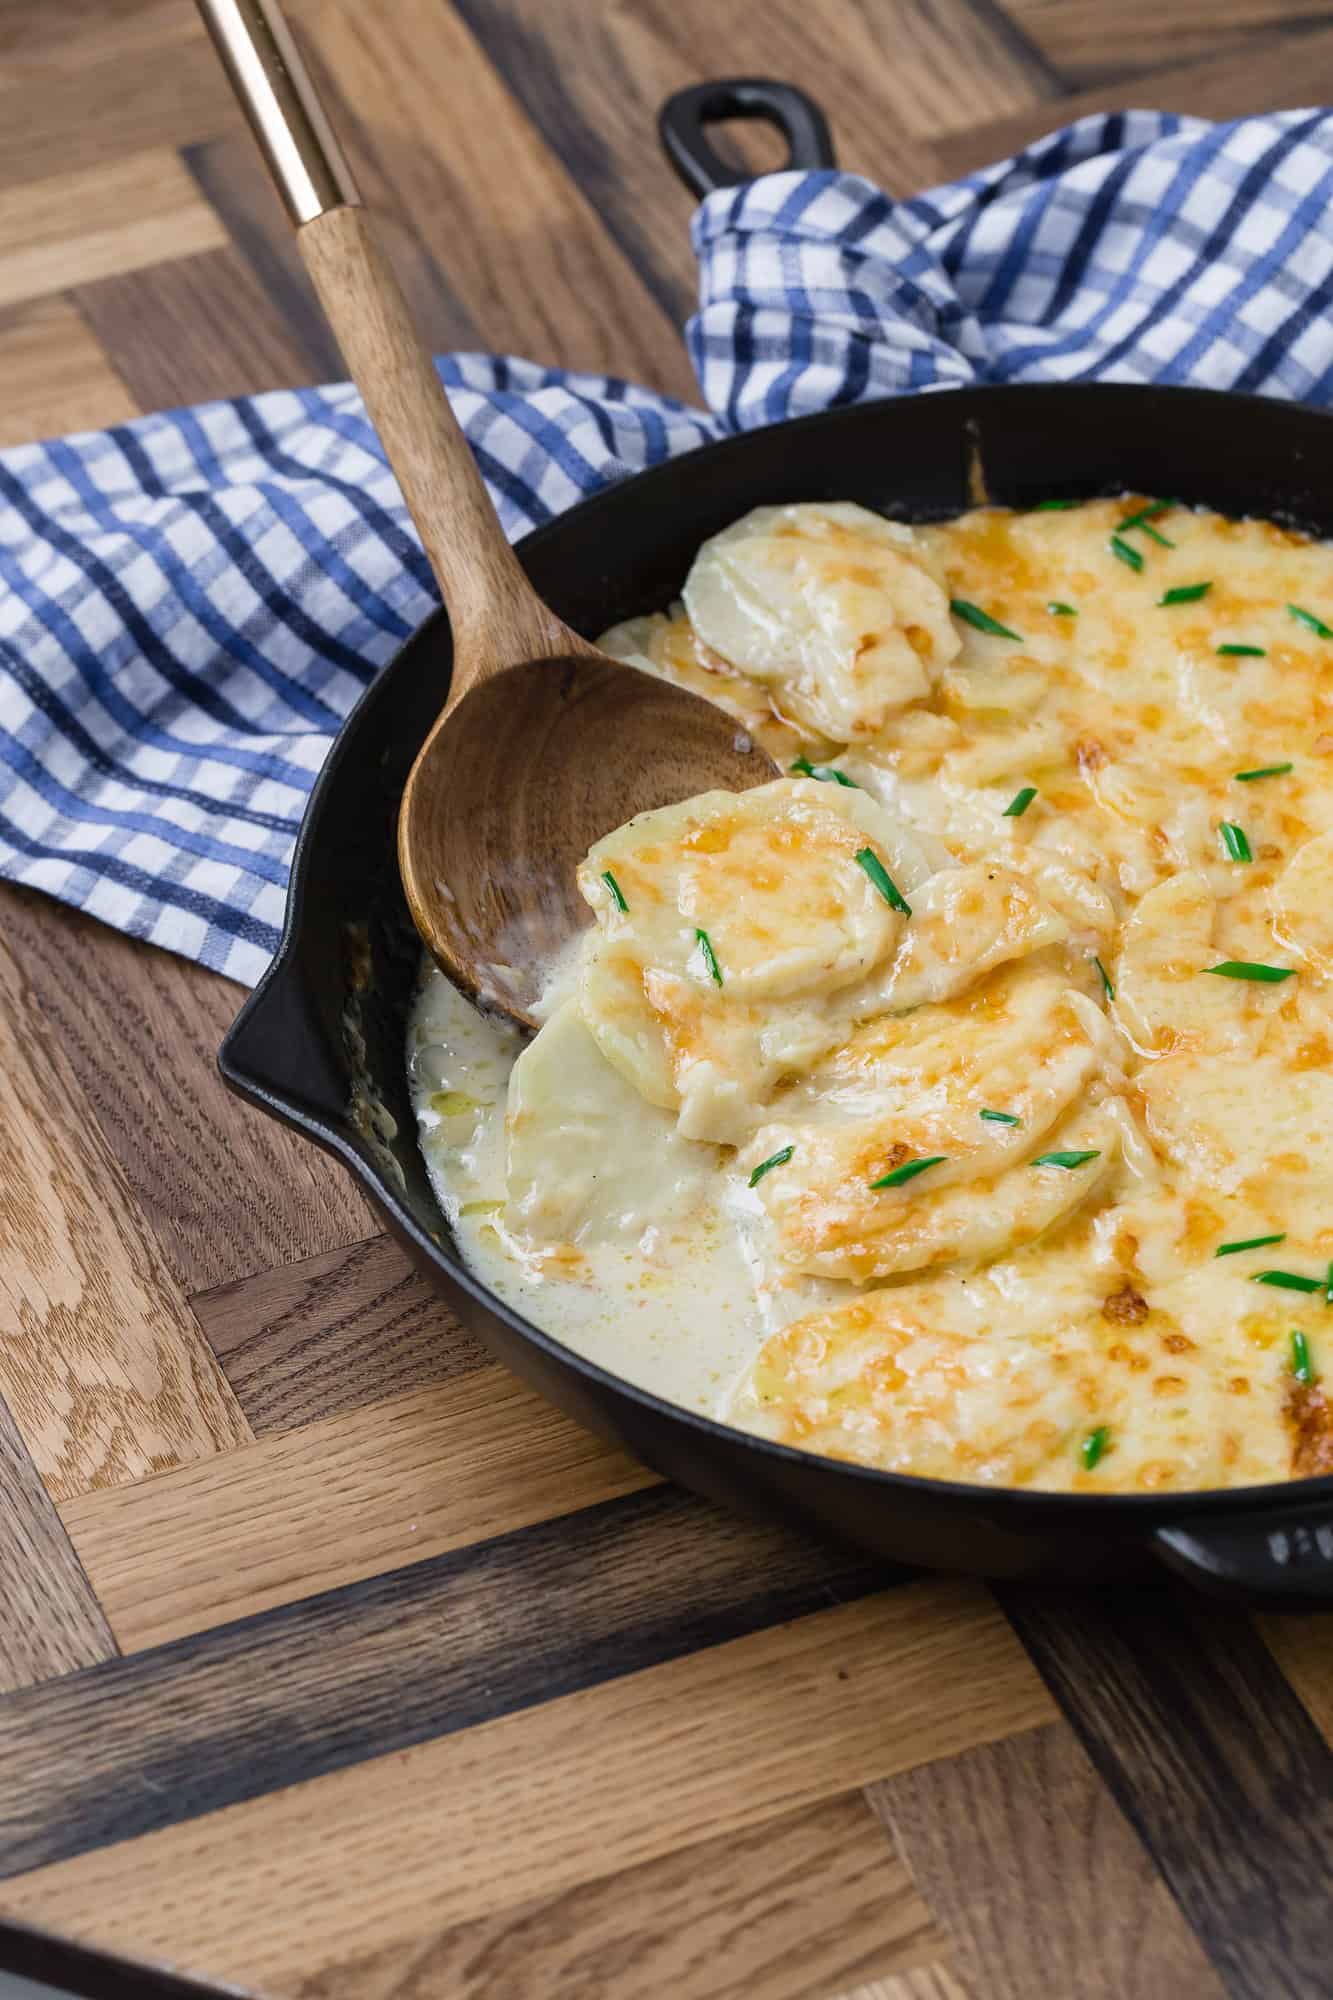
[196,0,570,677]
[1153,1502,1333,1608]
[658,78,836,199]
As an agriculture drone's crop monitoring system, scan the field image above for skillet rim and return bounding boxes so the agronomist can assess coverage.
[220,379,1333,1528]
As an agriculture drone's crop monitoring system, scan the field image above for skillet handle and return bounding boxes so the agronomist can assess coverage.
[658,79,835,199]
[1152,1500,1333,1608]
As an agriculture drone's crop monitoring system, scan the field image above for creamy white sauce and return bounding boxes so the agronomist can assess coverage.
[409,964,843,1413]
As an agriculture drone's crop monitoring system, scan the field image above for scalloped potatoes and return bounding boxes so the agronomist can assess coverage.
[411,496,1333,1495]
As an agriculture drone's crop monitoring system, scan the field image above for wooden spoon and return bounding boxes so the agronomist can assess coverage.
[199,0,775,1026]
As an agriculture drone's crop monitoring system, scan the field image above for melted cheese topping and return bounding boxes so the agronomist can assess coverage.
[410,496,1333,1495]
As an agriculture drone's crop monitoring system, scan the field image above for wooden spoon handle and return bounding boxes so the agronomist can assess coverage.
[297,205,583,688]
[196,0,588,700]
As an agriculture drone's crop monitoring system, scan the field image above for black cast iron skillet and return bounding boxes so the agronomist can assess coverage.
[221,82,1333,1606]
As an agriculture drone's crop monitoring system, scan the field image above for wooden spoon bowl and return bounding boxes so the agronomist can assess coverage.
[400,654,770,1023]
[201,0,775,1031]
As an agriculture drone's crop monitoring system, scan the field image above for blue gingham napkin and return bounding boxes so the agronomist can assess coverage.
[4,109,1333,986]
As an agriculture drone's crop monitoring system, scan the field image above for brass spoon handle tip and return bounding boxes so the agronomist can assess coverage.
[195,0,359,224]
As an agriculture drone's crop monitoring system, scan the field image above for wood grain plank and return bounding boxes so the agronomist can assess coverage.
[0,889,376,1296]
[194,1233,485,1432]
[0,1397,116,1696]
[1000,1581,1333,2000]
[0,923,249,1499]
[869,1721,1226,2000]
[0,299,136,447]
[1004,0,1327,88]
[0,30,234,191]
[454,0,1055,327]
[0,149,225,311]
[0,1486,893,1874]
[73,243,335,407]
[183,132,345,382]
[291,0,695,397]
[929,26,1333,181]
[59,1367,657,1648]
[1258,1612,1333,1747]
[299,1792,943,2000]
[830,1973,970,2000]
[0,0,202,73]
[0,1581,1055,1988]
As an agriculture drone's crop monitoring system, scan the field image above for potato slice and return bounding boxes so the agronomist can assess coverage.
[682,502,960,741]
[505,1002,711,1243]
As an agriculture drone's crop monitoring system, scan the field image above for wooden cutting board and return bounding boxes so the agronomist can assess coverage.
[3,4,1333,1996]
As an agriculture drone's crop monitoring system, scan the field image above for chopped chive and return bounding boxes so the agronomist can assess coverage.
[1219,821,1252,863]
[1159,582,1211,606]
[1093,955,1115,1002]
[1031,1149,1101,1170]
[1003,785,1037,818]
[1048,601,1077,617]
[1206,961,1294,983]
[1252,1269,1323,1294]
[1327,1261,1333,1308]
[1289,603,1333,639]
[950,599,1024,641]
[1109,534,1144,573]
[1215,1232,1286,1258]
[748,1145,794,1189]
[1081,1425,1110,1470]
[600,869,628,913]
[790,753,856,787]
[1217,643,1266,658]
[1292,1330,1314,1383]
[855,846,911,917]
[870,1154,947,1190]
[1033,498,1076,511]
[695,927,723,986]
[1118,504,1175,547]
[1235,763,1293,782]
[980,1108,1021,1126]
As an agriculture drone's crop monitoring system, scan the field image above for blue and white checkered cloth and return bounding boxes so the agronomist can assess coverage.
[4,109,1333,985]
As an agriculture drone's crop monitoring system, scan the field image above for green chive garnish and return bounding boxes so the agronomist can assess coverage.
[1252,1270,1323,1294]
[1081,1425,1110,1470]
[1033,499,1075,511]
[950,599,1024,641]
[855,847,911,917]
[748,1145,793,1189]
[1159,582,1211,606]
[871,1155,947,1190]
[1215,1233,1286,1257]
[1289,604,1333,638]
[1326,1262,1333,1308]
[1031,1150,1101,1170]
[601,869,628,913]
[695,928,723,986]
[1217,643,1266,658]
[1093,955,1115,1002]
[1206,961,1294,983]
[790,753,856,787]
[1235,763,1292,782]
[1292,1330,1313,1383]
[980,1109,1021,1125]
[1003,786,1037,818]
[1048,601,1077,617]
[1219,822,1252,863]
[1118,504,1175,547]
[1110,535,1143,573]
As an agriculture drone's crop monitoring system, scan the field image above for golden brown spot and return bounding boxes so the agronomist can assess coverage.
[1288,1383,1333,1477]
[1294,1034,1332,1071]
[1102,1283,1149,1325]
[1153,1375,1186,1395]
[1228,1377,1251,1395]
[683,824,733,855]
[1075,737,1108,774]
[1107,1342,1132,1364]
[1222,1434,1240,1466]
[1162,1331,1197,1356]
